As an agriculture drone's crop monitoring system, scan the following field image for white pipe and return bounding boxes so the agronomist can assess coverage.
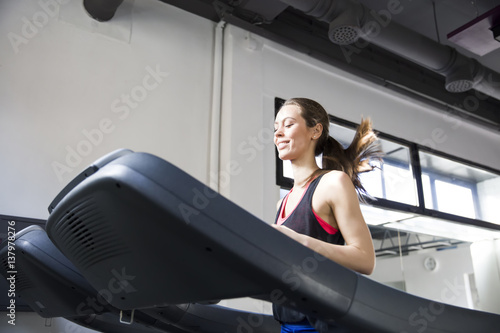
[209,20,226,192]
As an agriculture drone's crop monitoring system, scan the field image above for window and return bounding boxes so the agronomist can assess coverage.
[419,151,500,225]
[360,139,416,206]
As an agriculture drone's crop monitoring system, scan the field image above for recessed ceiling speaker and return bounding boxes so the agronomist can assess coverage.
[445,77,474,93]
[328,10,361,45]
[445,64,475,93]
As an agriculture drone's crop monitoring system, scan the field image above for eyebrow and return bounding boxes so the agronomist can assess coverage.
[274,117,296,125]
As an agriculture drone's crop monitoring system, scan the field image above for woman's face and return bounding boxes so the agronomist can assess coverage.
[274,104,318,161]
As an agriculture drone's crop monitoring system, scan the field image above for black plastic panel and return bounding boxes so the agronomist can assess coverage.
[45,150,500,332]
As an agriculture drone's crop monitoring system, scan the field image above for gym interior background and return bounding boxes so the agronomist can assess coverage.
[1,0,500,332]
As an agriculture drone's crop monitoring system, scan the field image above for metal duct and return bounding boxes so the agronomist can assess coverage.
[84,0,124,22]
[278,0,500,99]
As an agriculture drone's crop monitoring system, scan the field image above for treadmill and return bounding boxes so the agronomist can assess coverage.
[2,149,499,332]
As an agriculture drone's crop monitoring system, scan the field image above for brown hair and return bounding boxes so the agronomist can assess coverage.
[282,98,383,198]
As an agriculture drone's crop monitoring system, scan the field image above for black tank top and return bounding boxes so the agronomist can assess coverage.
[273,175,347,331]
[275,175,344,245]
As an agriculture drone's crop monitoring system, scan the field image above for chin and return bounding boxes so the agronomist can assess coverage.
[277,152,289,160]
[278,152,295,161]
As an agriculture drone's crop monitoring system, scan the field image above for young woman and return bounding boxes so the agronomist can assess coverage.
[272,98,383,333]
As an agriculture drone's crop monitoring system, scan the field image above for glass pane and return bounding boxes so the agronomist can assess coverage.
[383,163,415,205]
[329,123,355,148]
[364,139,416,205]
[435,180,475,219]
[359,162,383,198]
[419,151,500,225]
[330,123,418,205]
[380,140,417,205]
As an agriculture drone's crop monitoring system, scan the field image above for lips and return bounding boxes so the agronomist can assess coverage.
[276,141,289,150]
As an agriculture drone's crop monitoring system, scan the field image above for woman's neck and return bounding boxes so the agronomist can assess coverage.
[291,158,320,188]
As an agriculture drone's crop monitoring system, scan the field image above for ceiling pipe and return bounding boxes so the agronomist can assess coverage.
[84,0,124,22]
[278,0,500,99]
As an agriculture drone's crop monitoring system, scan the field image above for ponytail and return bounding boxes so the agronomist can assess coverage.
[310,118,383,200]
[344,118,383,197]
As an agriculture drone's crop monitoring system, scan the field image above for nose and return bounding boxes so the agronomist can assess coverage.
[274,126,283,141]
[275,123,284,135]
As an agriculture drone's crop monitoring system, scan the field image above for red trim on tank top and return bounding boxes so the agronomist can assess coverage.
[277,181,339,235]
[312,210,338,235]
[277,185,309,225]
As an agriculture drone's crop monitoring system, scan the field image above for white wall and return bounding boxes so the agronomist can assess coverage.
[404,246,474,310]
[470,239,500,314]
[0,0,215,219]
[477,177,500,224]
[370,245,475,310]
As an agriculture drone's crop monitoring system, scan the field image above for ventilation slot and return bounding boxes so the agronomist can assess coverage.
[14,272,33,292]
[0,256,9,272]
[51,197,130,270]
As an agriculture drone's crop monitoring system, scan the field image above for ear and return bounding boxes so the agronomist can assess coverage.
[312,123,323,140]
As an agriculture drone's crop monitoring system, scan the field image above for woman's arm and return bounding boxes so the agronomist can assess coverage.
[273,171,375,275]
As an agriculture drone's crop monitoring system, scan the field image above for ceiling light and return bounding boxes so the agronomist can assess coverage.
[447,5,500,56]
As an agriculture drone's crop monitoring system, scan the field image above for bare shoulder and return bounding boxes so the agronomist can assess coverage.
[320,170,355,191]
[317,170,358,205]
